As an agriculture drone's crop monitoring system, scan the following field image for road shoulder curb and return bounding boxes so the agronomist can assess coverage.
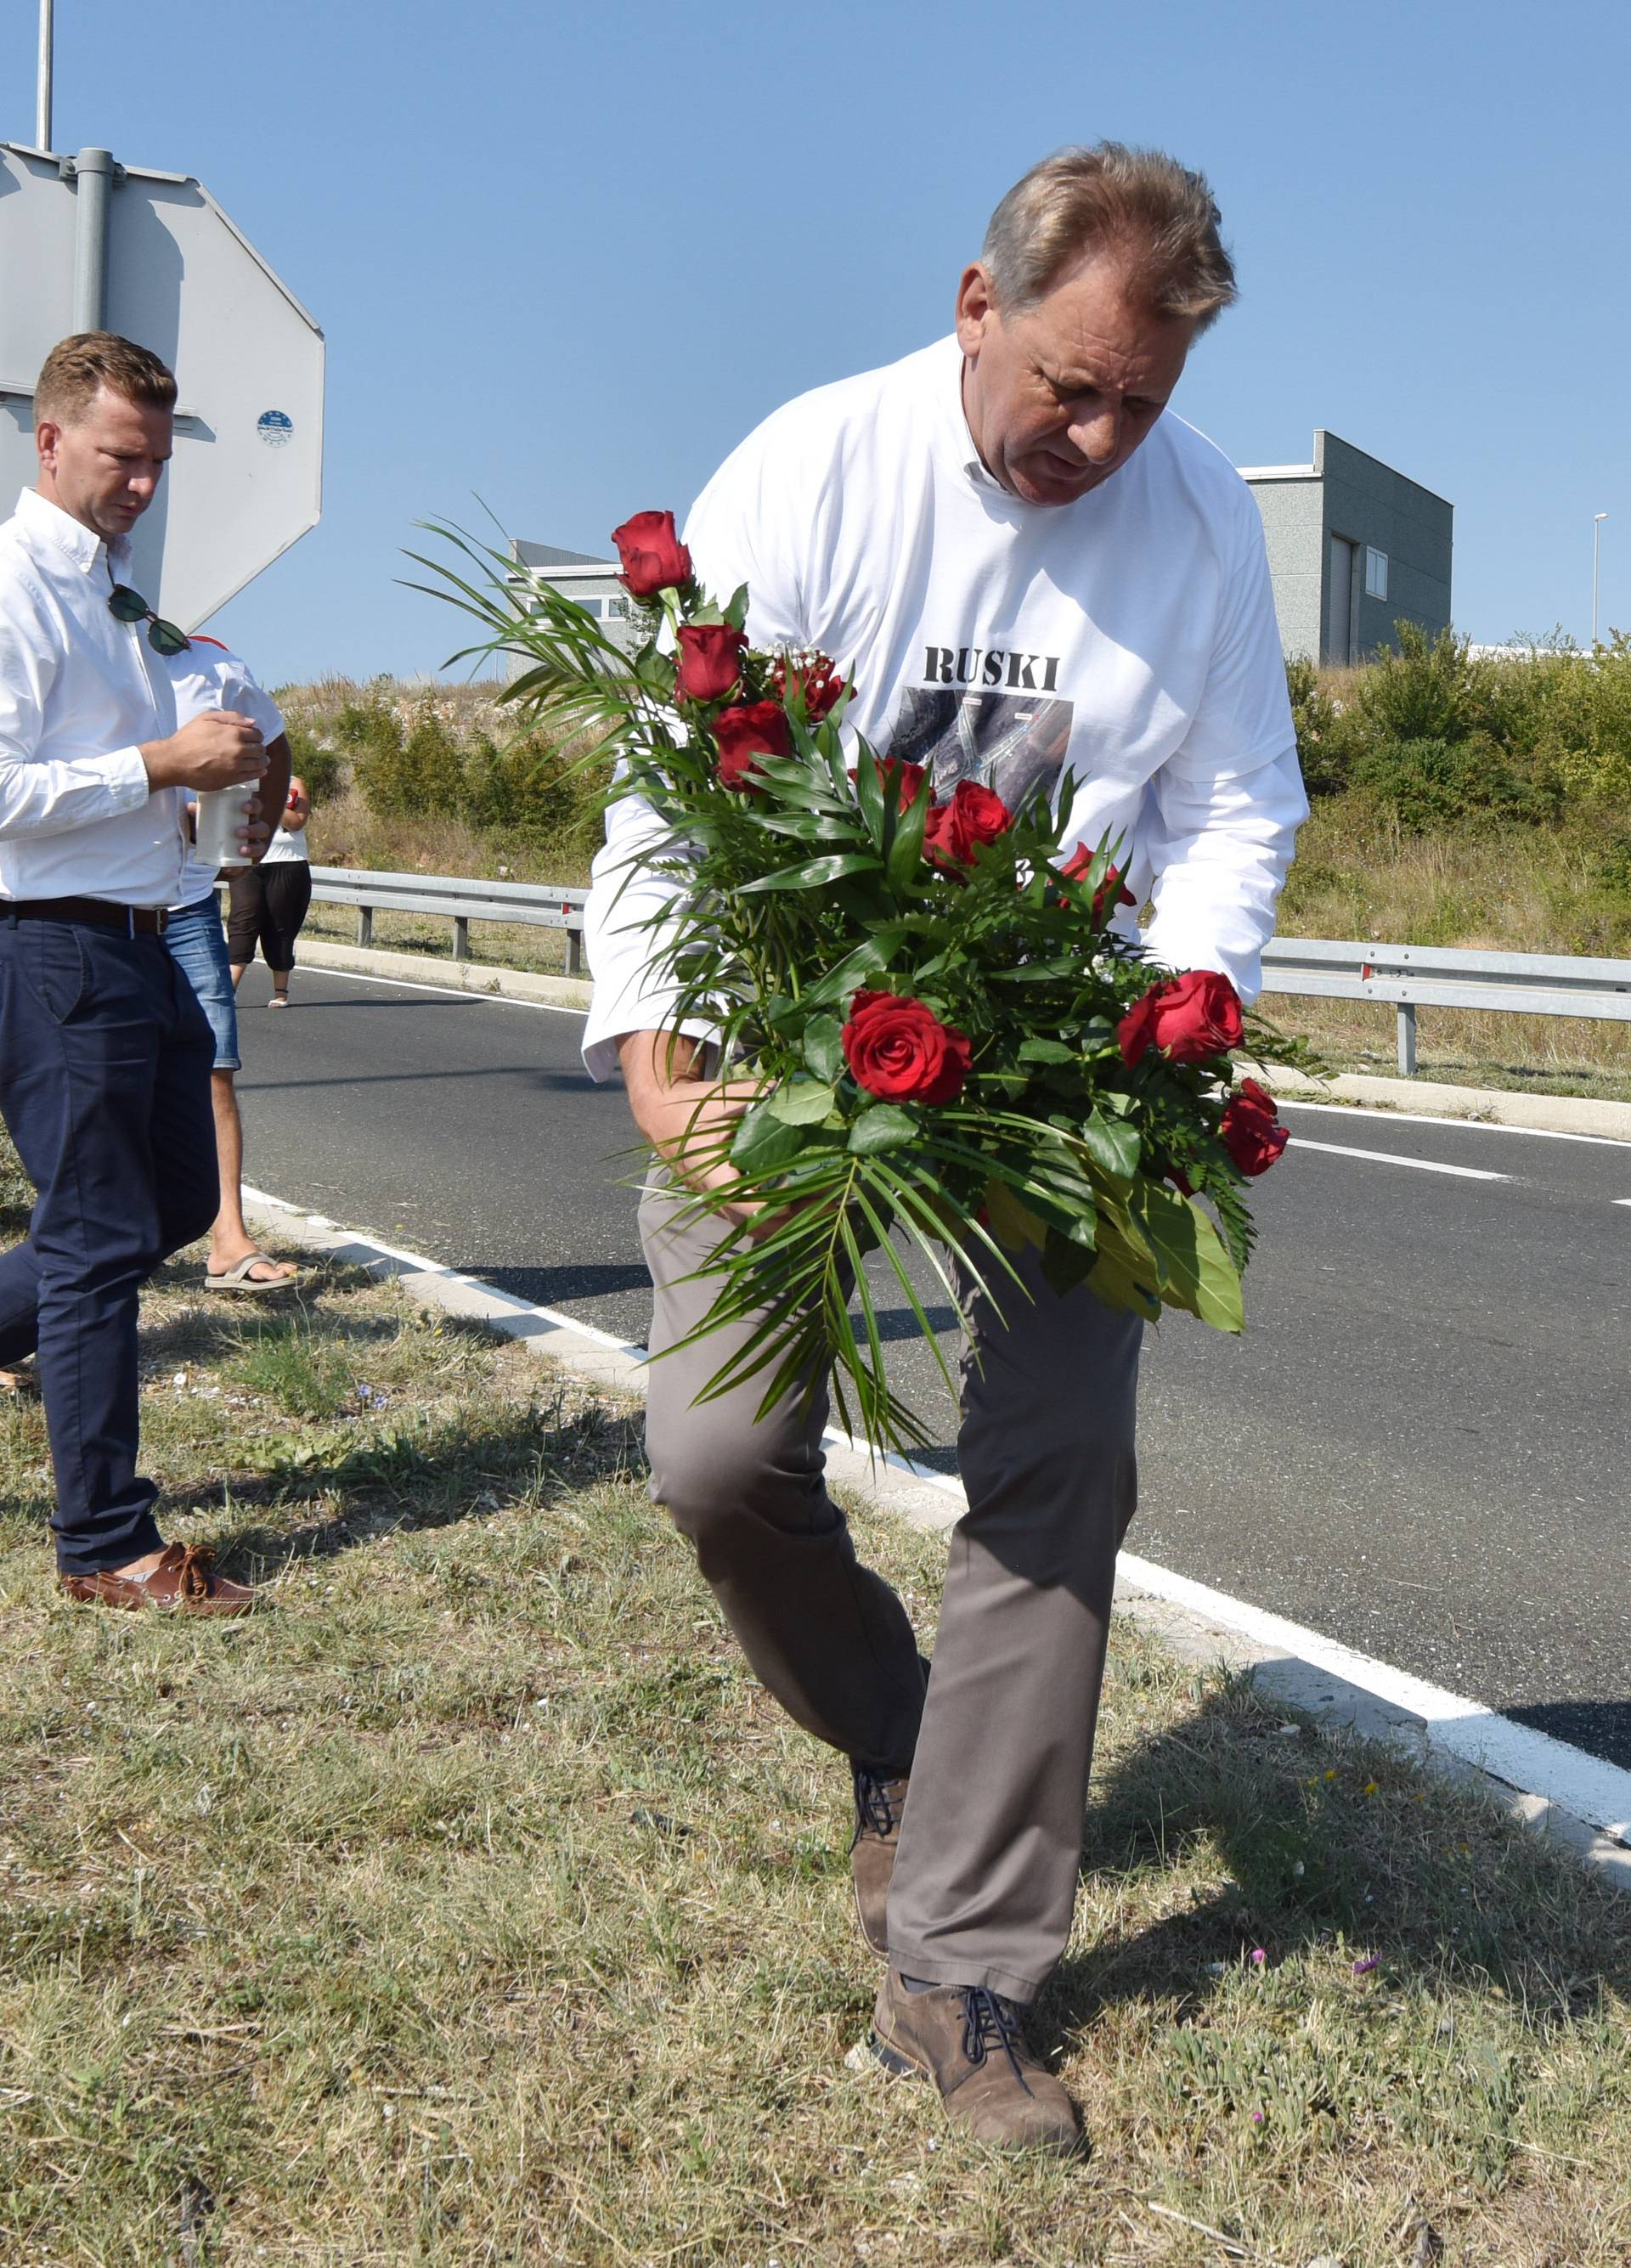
[298,938,594,1013]
[242,1182,1631,1898]
[1261,1063,1631,1142]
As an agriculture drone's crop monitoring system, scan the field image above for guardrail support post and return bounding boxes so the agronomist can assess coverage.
[453,917,470,962]
[357,908,373,947]
[1397,1003,1418,1076]
[566,929,582,977]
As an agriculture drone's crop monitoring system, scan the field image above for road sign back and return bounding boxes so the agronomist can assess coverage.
[0,143,324,631]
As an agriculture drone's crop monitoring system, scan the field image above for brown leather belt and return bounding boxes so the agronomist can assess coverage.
[3,895,169,935]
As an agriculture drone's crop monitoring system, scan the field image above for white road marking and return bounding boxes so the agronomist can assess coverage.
[846,1435,1631,1845]
[1276,1098,1631,1150]
[1113,1547,1631,1848]
[243,1182,1631,1857]
[241,1186,647,1357]
[1289,1137,1507,1182]
[301,963,589,1016]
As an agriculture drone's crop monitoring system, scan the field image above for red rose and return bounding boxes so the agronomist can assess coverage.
[849,755,928,810]
[773,649,849,720]
[714,701,792,793]
[674,623,746,703]
[609,511,691,598]
[923,779,1013,869]
[1117,968,1244,1067]
[1219,1077,1289,1176]
[1059,844,1137,924]
[841,988,972,1106]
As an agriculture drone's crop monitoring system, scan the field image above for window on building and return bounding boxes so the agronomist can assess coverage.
[1364,547,1389,601]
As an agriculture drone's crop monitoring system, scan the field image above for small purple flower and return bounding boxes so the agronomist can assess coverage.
[1352,1955,1380,1976]
[1250,1947,1267,1966]
[1251,2110,1265,2124]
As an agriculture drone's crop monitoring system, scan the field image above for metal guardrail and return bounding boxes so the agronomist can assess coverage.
[1261,937,1631,1075]
[308,866,590,975]
[306,867,1631,1078]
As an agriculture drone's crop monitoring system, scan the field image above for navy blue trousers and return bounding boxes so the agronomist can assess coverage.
[0,913,218,1574]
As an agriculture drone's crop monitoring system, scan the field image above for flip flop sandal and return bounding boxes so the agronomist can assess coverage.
[267,994,291,1008]
[204,1250,300,1295]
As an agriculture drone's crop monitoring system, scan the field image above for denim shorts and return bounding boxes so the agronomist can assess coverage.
[163,894,240,1071]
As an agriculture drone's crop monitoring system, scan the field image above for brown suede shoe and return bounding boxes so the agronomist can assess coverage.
[849,1764,908,1959]
[60,1543,257,1617]
[870,1969,1083,2154]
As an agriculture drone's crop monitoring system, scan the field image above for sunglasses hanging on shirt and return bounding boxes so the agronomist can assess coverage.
[107,584,191,658]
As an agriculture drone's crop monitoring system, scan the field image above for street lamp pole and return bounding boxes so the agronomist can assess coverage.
[36,0,54,150]
[1593,513,1608,649]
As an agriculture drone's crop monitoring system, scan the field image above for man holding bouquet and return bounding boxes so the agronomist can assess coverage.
[583,143,1306,2151]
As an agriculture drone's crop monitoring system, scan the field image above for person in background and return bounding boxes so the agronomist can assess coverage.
[163,635,297,1292]
[0,331,267,1611]
[227,759,312,1007]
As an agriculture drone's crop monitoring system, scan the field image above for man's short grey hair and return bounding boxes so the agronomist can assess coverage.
[981,144,1237,332]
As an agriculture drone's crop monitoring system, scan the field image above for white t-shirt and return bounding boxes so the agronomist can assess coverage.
[167,640,289,906]
[581,335,1307,1080]
[257,810,309,865]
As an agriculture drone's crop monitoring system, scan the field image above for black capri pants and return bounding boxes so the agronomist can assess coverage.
[227,861,313,969]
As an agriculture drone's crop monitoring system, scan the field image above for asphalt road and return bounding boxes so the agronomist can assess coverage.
[235,962,1631,1769]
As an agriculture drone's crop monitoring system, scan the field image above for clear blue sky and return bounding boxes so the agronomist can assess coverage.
[11,0,1628,684]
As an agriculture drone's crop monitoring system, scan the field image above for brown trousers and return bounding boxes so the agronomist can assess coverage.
[639,1178,1142,2003]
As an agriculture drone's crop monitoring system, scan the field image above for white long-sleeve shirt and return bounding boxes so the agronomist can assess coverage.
[582,335,1308,1081]
[0,485,187,907]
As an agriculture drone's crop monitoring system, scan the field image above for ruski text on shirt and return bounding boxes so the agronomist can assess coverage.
[923,644,1062,692]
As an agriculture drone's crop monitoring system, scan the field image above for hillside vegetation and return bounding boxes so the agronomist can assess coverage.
[274,630,1631,1097]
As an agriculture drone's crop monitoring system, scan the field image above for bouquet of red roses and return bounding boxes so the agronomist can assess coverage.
[415,510,1311,1453]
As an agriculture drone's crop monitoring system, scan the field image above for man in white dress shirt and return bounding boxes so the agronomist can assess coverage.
[583,147,1307,2150]
[0,332,268,1614]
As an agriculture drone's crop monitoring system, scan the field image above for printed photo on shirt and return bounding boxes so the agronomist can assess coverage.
[881,686,1075,816]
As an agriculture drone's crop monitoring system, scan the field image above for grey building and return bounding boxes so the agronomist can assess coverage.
[508,539,643,669]
[1239,432,1453,665]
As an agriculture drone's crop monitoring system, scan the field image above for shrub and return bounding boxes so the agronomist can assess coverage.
[351,694,466,819]
[1286,658,1356,798]
[399,704,466,816]
[337,686,411,815]
[1495,634,1631,810]
[1352,623,1480,746]
[1597,827,1631,901]
[281,723,342,804]
[1352,734,1558,833]
[461,729,609,853]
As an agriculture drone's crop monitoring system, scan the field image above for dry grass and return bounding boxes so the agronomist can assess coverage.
[2,1137,1629,2262]
[1275,803,1631,1099]
[1280,804,1629,959]
[298,782,595,891]
[1259,996,1631,1104]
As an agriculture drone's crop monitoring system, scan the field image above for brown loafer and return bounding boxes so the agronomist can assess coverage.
[60,1542,257,1617]
[849,1763,908,1959]
[869,1969,1083,2154]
